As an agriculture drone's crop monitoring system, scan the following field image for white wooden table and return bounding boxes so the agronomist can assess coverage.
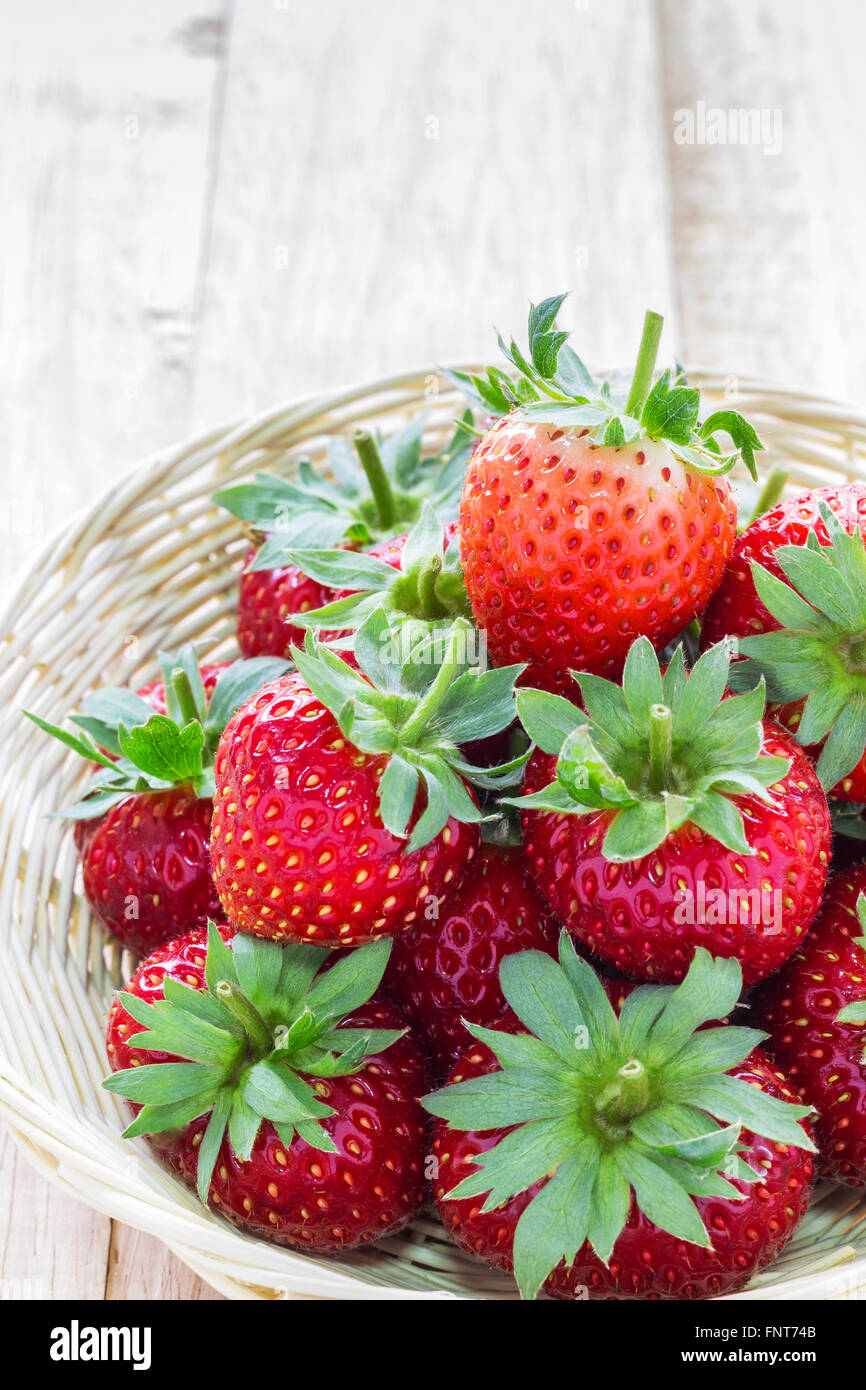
[2,0,865,1300]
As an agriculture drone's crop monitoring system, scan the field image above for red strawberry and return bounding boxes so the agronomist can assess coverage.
[211,616,521,946]
[425,943,814,1300]
[514,635,830,984]
[452,299,759,693]
[28,648,290,953]
[76,789,220,956]
[105,924,430,1251]
[384,843,558,1076]
[701,485,866,799]
[215,419,474,659]
[752,866,866,1186]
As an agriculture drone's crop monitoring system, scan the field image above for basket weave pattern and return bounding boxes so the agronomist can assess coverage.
[3,368,866,1300]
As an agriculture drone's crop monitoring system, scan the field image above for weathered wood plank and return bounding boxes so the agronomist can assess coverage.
[191,0,677,422]
[658,0,866,398]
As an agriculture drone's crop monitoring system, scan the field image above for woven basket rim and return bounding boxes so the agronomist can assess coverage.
[3,365,866,1301]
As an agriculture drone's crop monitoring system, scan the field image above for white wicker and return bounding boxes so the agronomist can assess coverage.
[3,366,866,1301]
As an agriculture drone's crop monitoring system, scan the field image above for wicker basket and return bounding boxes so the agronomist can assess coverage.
[3,366,866,1301]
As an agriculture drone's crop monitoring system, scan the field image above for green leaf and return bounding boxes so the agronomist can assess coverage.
[302,938,392,1024]
[615,1145,710,1249]
[228,1093,263,1162]
[117,715,204,785]
[815,695,866,789]
[601,800,671,862]
[423,1068,577,1129]
[241,1059,333,1124]
[644,950,743,1066]
[512,1144,599,1299]
[204,921,239,998]
[585,1153,631,1265]
[103,1062,222,1105]
[499,951,588,1064]
[688,790,753,855]
[72,689,159,755]
[674,1073,815,1151]
[621,636,665,733]
[196,1090,233,1203]
[377,754,419,838]
[285,547,398,591]
[231,935,285,1019]
[556,725,637,811]
[447,1115,583,1210]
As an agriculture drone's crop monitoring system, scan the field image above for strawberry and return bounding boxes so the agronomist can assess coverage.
[210,612,524,946]
[752,867,866,1186]
[512,635,830,984]
[701,486,866,800]
[384,843,558,1076]
[27,648,289,953]
[104,923,430,1250]
[215,416,474,658]
[452,297,760,693]
[424,943,814,1300]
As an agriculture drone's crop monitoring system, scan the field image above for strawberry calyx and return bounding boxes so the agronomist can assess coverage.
[25,646,291,819]
[290,610,527,850]
[277,504,471,636]
[423,940,815,1300]
[728,502,866,794]
[508,636,791,862]
[449,295,762,480]
[214,414,475,564]
[103,924,404,1203]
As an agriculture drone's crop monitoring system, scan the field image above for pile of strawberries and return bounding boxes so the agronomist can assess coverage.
[31,298,866,1300]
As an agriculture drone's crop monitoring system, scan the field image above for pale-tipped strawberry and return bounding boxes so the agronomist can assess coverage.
[26,647,290,953]
[511,635,830,984]
[452,297,759,693]
[425,942,814,1300]
[104,924,430,1250]
[215,416,475,659]
[210,611,526,946]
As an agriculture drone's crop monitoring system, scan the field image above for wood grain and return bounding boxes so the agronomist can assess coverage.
[658,0,866,399]
[0,0,229,1302]
[190,0,677,423]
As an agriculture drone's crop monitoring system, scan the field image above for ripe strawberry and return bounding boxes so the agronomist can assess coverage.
[104,924,430,1250]
[211,612,522,946]
[513,635,830,984]
[425,943,814,1300]
[752,866,866,1186]
[27,648,289,953]
[215,417,474,658]
[452,298,760,693]
[384,843,558,1076]
[702,486,866,800]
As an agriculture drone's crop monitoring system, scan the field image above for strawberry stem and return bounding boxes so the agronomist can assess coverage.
[594,1057,650,1127]
[648,702,673,793]
[215,980,273,1053]
[171,669,202,727]
[354,429,396,531]
[624,310,664,419]
[417,556,443,619]
[400,619,466,745]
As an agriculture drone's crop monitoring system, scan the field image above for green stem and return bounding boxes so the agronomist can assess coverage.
[594,1058,650,1126]
[648,703,673,793]
[215,980,273,1053]
[171,669,203,727]
[416,557,443,619]
[354,429,396,531]
[400,619,468,746]
[624,309,664,419]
